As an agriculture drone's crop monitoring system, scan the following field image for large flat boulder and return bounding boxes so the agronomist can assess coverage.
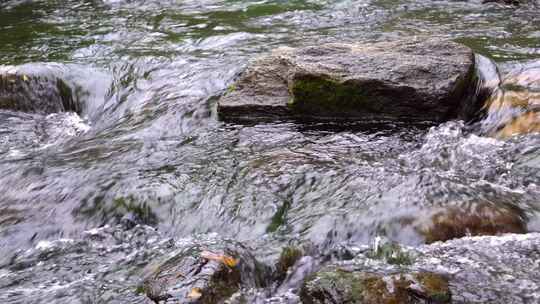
[218,39,476,123]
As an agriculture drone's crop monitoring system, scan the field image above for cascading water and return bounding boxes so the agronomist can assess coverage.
[0,0,539,303]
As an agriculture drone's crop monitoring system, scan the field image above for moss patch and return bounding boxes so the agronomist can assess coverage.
[415,273,452,303]
[301,268,451,304]
[274,246,303,282]
[226,84,236,95]
[366,242,415,266]
[266,200,291,233]
[289,74,380,116]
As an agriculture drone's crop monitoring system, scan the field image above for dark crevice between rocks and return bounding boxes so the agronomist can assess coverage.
[461,54,502,132]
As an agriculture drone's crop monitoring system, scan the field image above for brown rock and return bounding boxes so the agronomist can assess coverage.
[415,202,527,243]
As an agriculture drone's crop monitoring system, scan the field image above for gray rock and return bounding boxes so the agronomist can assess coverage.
[0,73,80,114]
[218,38,476,123]
[415,233,540,303]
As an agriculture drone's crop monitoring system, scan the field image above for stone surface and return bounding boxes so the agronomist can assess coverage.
[141,238,269,304]
[414,202,527,243]
[300,267,451,304]
[495,111,540,138]
[415,233,540,303]
[0,73,80,114]
[218,38,476,123]
[479,60,539,137]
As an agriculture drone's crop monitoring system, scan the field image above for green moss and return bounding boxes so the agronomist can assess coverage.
[226,84,236,94]
[134,285,146,295]
[266,200,291,233]
[362,276,385,298]
[196,260,242,304]
[501,83,529,92]
[303,268,451,304]
[316,269,367,302]
[415,273,451,303]
[289,75,378,115]
[366,242,415,266]
[307,270,403,303]
[0,98,18,110]
[274,246,303,282]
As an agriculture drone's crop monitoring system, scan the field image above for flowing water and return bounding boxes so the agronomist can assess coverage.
[0,0,539,303]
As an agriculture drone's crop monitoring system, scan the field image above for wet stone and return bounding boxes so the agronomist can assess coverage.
[414,233,540,303]
[300,267,451,304]
[413,202,528,243]
[0,73,80,114]
[141,238,270,304]
[482,60,540,138]
[218,38,476,123]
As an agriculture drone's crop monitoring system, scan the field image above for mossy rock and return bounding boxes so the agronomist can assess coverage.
[300,266,451,304]
[0,73,80,114]
[414,273,452,303]
[218,38,477,124]
[288,75,385,116]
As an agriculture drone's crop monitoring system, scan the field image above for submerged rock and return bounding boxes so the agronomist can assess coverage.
[0,73,80,114]
[414,202,527,243]
[218,38,476,123]
[141,238,269,303]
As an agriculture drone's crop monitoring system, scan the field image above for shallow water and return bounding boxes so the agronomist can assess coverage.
[0,0,539,303]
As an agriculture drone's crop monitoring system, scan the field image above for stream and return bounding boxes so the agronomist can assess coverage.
[0,0,539,303]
